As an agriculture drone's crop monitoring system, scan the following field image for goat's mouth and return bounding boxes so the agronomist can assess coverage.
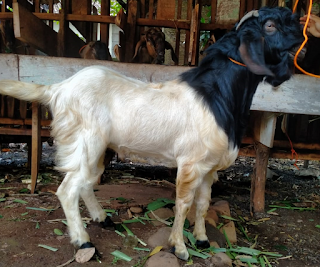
[289,46,306,62]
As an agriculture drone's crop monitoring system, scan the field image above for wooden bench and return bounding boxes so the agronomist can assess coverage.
[0,54,319,215]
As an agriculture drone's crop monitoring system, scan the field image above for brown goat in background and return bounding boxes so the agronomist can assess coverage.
[79,41,112,60]
[132,27,178,64]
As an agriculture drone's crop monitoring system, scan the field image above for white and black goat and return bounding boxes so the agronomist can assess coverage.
[0,7,304,261]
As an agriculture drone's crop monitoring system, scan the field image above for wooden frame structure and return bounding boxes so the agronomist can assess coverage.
[0,54,320,216]
[0,0,319,215]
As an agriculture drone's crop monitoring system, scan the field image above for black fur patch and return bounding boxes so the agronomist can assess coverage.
[180,7,303,148]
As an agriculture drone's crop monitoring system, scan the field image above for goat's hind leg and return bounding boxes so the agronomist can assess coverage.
[193,170,218,248]
[80,153,115,229]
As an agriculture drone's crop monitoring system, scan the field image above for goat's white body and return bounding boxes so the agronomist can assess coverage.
[0,65,239,260]
[49,66,238,171]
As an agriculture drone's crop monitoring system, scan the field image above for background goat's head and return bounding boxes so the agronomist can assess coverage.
[132,27,178,64]
[79,41,111,60]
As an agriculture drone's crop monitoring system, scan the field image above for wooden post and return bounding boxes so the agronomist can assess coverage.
[188,0,201,66]
[100,0,110,45]
[250,111,277,215]
[30,102,41,194]
[57,0,68,57]
[250,141,270,215]
[124,0,137,63]
[174,0,182,66]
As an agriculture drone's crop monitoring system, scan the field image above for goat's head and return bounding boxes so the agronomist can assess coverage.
[232,7,304,86]
[132,27,178,64]
[79,41,110,60]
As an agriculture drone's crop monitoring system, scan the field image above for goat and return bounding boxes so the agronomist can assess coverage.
[0,7,304,262]
[132,27,178,64]
[79,40,112,60]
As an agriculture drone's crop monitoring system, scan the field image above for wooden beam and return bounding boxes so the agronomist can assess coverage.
[250,141,270,215]
[251,75,320,116]
[30,102,41,194]
[252,111,277,148]
[124,0,138,63]
[100,0,110,46]
[57,0,68,57]
[13,2,58,56]
[0,127,51,137]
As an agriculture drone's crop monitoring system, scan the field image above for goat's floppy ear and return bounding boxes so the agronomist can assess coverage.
[146,40,157,59]
[132,37,146,61]
[165,41,178,64]
[239,36,274,77]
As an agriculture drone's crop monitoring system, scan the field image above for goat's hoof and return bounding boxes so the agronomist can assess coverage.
[171,246,189,261]
[195,240,210,249]
[79,242,102,259]
[100,216,116,229]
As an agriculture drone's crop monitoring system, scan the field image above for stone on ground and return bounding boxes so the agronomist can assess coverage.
[207,252,232,267]
[149,208,174,226]
[147,227,172,249]
[211,200,231,217]
[145,251,180,267]
[220,221,237,244]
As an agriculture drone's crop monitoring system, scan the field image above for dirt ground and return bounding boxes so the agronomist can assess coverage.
[0,143,320,267]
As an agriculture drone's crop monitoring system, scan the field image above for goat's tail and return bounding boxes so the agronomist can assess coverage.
[0,80,51,105]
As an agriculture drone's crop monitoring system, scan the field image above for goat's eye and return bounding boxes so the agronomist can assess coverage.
[264,20,277,34]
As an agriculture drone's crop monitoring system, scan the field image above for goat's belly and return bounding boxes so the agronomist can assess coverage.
[109,145,178,168]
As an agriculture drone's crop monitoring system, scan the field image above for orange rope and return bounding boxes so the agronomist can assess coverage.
[284,130,300,170]
[293,0,320,78]
[228,57,246,67]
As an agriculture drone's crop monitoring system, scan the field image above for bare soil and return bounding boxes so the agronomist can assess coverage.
[0,143,320,267]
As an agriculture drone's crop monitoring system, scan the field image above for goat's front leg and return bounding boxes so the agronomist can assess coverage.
[169,163,203,261]
[193,170,218,248]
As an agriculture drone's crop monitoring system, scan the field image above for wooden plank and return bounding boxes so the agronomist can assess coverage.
[34,0,40,13]
[251,75,320,116]
[17,54,190,84]
[57,0,67,57]
[148,0,154,19]
[252,111,277,148]
[13,2,58,56]
[157,0,175,20]
[49,0,53,28]
[0,127,51,137]
[30,102,41,194]
[124,0,138,63]
[141,0,146,18]
[4,54,320,116]
[6,97,14,118]
[0,117,51,126]
[71,0,91,40]
[184,0,192,65]
[175,0,182,65]
[100,0,110,45]
[250,141,269,214]
[188,2,201,66]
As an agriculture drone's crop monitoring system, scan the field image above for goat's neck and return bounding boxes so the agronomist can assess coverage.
[180,64,263,148]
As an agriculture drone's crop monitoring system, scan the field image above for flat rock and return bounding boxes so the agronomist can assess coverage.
[207,252,232,267]
[130,206,143,214]
[206,223,226,248]
[220,221,237,244]
[147,227,172,249]
[149,208,174,226]
[205,207,219,227]
[211,200,231,217]
[145,251,180,267]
